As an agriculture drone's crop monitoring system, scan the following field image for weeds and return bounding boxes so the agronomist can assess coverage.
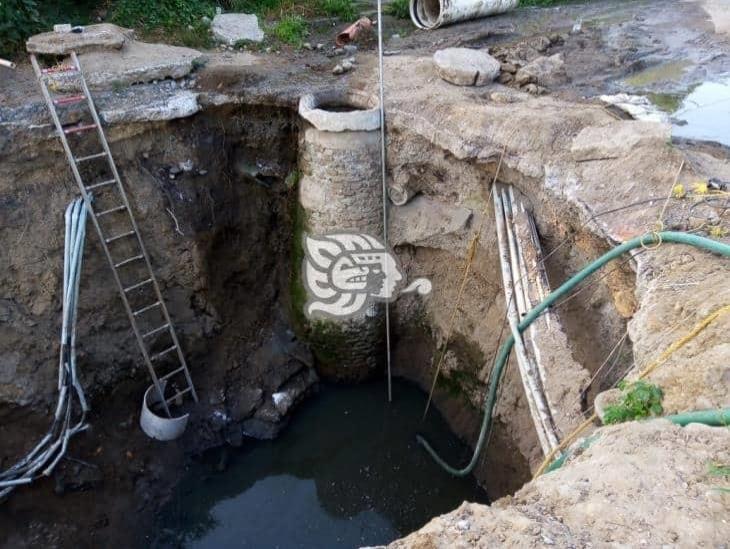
[111,0,215,46]
[271,15,308,46]
[385,0,410,19]
[603,380,664,424]
[318,0,357,20]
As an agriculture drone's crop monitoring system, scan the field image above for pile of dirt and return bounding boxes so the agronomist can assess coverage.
[387,419,730,548]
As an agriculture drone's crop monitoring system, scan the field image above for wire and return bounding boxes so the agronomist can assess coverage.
[375,0,392,402]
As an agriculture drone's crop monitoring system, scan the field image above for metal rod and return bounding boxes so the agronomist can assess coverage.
[376,0,392,403]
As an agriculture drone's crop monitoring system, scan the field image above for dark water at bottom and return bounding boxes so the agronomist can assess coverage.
[154,378,488,548]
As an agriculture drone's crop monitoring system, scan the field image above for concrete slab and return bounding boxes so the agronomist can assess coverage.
[26,23,134,55]
[78,41,203,87]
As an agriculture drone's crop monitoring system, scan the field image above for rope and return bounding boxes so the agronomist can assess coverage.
[417,231,730,476]
[375,0,392,402]
[422,145,507,418]
[533,301,730,478]
[0,198,90,499]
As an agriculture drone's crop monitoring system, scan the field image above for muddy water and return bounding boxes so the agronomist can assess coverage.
[672,76,730,146]
[154,379,487,548]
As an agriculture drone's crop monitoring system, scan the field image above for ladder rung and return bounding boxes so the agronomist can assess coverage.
[165,387,192,405]
[86,179,116,191]
[53,94,85,106]
[106,230,135,244]
[96,204,127,217]
[133,301,161,316]
[143,323,170,338]
[114,254,143,268]
[42,65,77,74]
[151,345,177,362]
[64,123,97,135]
[75,152,107,163]
[124,278,153,293]
[160,367,186,382]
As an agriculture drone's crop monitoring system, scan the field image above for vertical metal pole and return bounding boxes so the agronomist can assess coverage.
[376,0,392,402]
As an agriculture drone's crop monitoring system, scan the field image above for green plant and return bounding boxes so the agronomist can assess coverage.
[603,380,664,424]
[226,0,281,15]
[385,0,410,19]
[0,0,42,58]
[271,14,307,46]
[318,0,357,20]
[112,0,215,32]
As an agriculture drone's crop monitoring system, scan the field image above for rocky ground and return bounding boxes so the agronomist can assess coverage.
[1,0,729,547]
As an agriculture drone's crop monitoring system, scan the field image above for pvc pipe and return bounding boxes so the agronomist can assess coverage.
[493,186,557,454]
[417,231,730,476]
[410,0,518,30]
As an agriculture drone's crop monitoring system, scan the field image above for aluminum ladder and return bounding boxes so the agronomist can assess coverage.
[30,52,197,417]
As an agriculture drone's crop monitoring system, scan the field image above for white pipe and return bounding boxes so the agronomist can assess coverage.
[410,0,518,30]
[493,186,552,456]
[501,188,560,451]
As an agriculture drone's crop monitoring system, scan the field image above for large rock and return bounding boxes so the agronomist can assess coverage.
[78,41,203,87]
[212,13,265,45]
[26,23,134,55]
[432,48,501,86]
[390,195,472,249]
[514,53,567,87]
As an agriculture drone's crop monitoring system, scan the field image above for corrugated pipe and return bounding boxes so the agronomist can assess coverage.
[410,0,519,30]
[417,231,730,476]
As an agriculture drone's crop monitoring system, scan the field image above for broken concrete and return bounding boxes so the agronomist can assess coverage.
[432,48,501,86]
[514,53,567,87]
[26,24,135,55]
[100,89,200,123]
[211,13,265,45]
[78,41,203,87]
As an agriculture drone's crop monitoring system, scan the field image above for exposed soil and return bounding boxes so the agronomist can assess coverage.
[1,0,729,547]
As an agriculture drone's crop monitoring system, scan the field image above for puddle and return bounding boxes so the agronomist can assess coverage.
[671,77,730,146]
[624,60,693,88]
[154,379,487,548]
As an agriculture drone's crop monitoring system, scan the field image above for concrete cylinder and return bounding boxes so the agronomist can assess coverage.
[296,89,384,382]
[410,0,518,30]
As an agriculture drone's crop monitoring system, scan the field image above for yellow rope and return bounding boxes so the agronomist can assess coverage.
[422,145,507,419]
[533,302,730,478]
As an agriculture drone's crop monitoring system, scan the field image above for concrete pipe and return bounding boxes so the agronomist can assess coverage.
[297,89,385,382]
[409,0,518,30]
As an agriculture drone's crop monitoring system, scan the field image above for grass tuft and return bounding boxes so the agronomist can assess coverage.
[385,0,410,19]
[271,14,308,46]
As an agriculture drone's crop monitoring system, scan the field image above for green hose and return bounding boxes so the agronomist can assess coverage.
[666,407,730,427]
[417,231,730,476]
[543,407,730,474]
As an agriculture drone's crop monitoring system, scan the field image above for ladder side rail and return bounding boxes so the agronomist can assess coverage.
[71,53,198,403]
[31,53,172,417]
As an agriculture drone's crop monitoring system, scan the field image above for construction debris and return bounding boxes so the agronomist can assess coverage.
[26,23,135,55]
[335,17,373,47]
